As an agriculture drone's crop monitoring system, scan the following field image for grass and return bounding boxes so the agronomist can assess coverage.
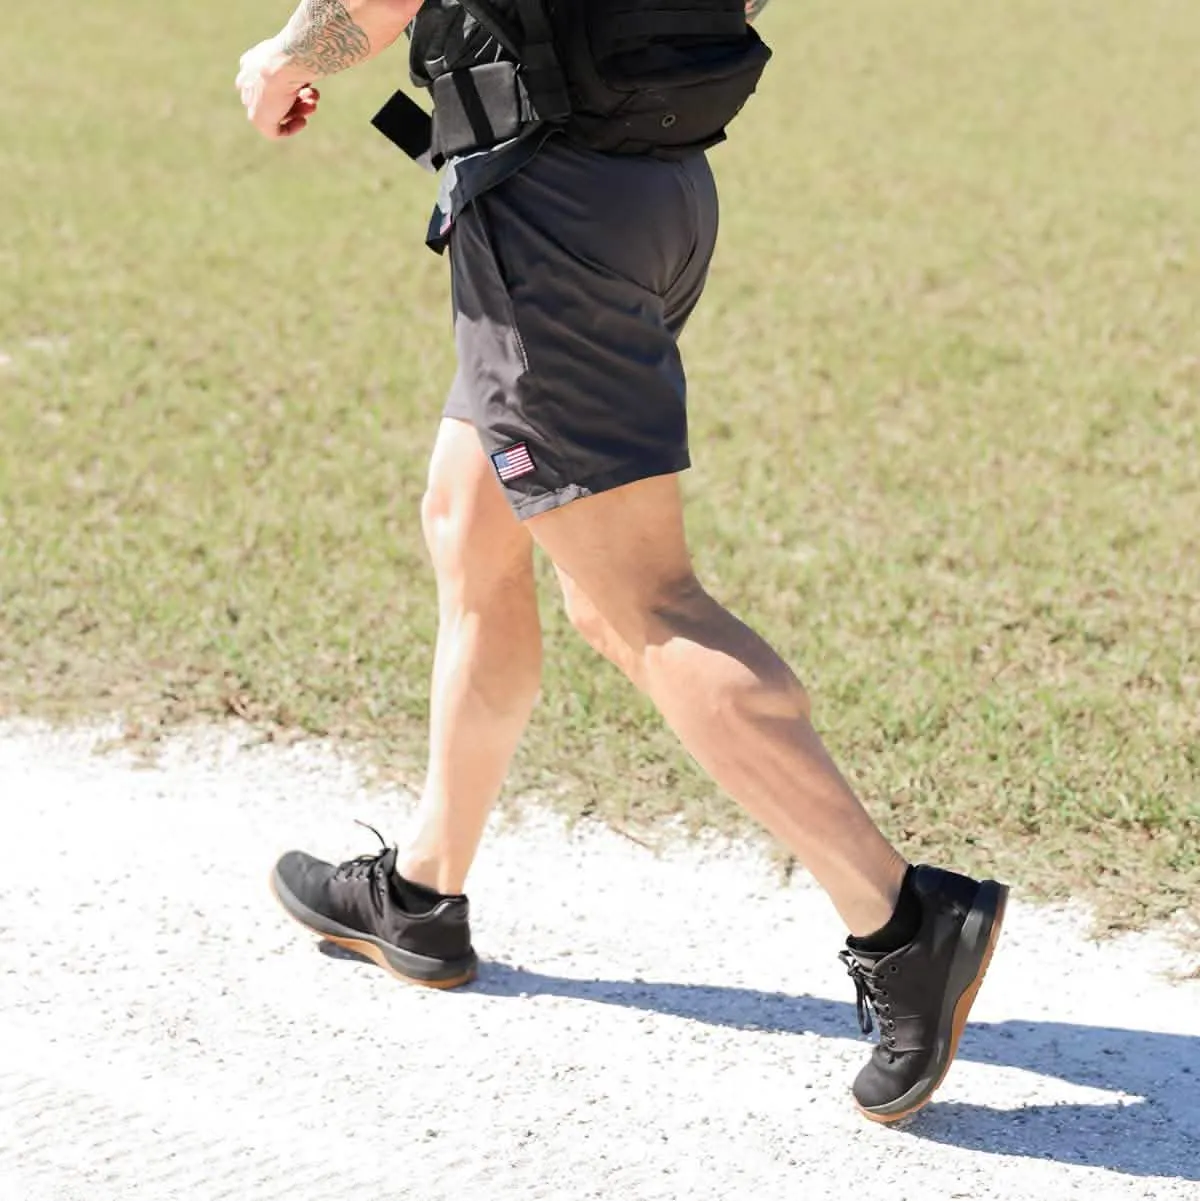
[2,0,1198,930]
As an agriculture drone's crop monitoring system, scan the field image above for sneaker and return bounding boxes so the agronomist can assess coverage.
[839,865,1008,1123]
[270,825,478,989]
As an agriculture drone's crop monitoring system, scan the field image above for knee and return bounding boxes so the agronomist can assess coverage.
[643,572,713,635]
[420,477,459,562]
[420,478,532,605]
[421,484,467,589]
[559,573,616,658]
[559,569,706,666]
[644,578,815,718]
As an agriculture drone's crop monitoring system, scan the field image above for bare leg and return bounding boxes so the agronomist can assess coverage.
[395,418,542,895]
[532,474,908,937]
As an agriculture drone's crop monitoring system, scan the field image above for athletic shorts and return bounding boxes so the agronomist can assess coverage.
[443,136,719,519]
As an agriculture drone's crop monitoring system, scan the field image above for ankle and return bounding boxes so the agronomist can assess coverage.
[394,850,466,897]
[389,869,459,915]
[847,863,922,953]
[838,853,909,939]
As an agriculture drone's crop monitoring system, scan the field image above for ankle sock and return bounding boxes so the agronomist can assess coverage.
[848,866,922,954]
[390,873,454,915]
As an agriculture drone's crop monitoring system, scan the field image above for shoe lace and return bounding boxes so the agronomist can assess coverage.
[332,820,393,891]
[839,950,899,1054]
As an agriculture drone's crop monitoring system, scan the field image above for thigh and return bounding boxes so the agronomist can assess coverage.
[447,140,715,523]
[423,417,534,595]
[528,472,698,648]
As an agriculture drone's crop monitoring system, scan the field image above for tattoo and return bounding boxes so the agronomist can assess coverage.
[744,0,771,22]
[282,0,370,76]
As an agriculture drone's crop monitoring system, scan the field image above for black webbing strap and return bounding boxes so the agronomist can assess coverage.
[448,71,496,148]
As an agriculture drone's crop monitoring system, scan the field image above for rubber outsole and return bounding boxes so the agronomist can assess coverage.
[269,873,478,990]
[859,883,1009,1125]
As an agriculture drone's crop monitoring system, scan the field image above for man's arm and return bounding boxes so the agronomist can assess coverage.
[278,0,416,79]
[744,0,770,22]
[237,0,423,139]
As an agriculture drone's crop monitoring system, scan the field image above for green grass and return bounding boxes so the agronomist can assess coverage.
[2,0,1197,930]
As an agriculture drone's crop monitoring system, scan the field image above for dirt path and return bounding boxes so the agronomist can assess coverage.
[1,722,1196,1200]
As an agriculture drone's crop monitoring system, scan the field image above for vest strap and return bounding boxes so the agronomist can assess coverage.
[370,88,439,171]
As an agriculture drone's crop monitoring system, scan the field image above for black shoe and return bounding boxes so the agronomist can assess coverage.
[840,865,1008,1123]
[270,825,478,989]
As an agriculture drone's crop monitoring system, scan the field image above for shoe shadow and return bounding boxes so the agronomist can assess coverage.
[319,945,1200,1180]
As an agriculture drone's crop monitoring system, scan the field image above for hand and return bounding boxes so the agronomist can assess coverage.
[236,37,322,140]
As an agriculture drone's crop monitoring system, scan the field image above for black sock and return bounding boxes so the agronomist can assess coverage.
[848,866,923,954]
[390,873,454,915]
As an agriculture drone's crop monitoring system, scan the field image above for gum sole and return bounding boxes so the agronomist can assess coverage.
[860,886,1009,1125]
[319,930,477,990]
[270,876,477,991]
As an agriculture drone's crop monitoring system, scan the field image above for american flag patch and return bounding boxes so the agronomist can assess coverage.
[492,442,536,482]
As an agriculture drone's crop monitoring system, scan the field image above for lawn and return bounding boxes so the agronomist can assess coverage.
[2,0,1197,928]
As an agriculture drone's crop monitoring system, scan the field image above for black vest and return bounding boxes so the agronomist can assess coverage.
[374,0,770,166]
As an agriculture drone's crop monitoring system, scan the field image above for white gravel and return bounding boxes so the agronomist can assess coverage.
[1,720,1197,1200]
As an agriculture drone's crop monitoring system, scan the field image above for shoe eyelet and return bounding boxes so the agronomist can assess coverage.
[889,965,900,974]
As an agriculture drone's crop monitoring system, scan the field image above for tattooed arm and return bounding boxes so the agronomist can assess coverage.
[280,0,384,77]
[237,0,422,139]
[744,0,771,22]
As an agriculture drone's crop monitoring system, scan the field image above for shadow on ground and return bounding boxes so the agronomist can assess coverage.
[319,944,1199,1180]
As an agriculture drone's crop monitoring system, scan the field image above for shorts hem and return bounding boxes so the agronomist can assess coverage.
[509,452,691,520]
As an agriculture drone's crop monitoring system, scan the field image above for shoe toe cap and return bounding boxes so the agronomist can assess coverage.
[273,849,331,896]
[852,1048,925,1113]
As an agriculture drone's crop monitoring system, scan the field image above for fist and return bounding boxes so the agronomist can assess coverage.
[236,38,321,139]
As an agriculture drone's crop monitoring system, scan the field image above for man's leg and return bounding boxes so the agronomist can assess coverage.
[396,416,543,895]
[269,416,539,987]
[530,471,1007,1122]
[533,473,906,938]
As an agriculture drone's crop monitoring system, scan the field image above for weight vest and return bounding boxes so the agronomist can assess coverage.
[372,0,771,168]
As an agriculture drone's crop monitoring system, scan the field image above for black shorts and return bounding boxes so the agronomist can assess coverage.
[443,137,719,519]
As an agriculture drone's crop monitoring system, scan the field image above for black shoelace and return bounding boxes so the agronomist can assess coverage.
[839,950,899,1055]
[332,821,394,910]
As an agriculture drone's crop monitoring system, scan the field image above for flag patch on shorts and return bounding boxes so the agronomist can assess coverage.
[492,443,536,482]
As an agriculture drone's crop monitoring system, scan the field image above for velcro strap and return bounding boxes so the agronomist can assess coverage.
[430,62,528,159]
[370,89,438,171]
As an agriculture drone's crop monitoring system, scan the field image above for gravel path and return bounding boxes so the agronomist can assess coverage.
[1,721,1197,1200]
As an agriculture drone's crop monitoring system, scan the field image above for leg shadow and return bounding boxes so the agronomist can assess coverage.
[319,946,1199,1179]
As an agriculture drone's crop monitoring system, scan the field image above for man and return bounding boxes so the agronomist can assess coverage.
[236,0,1007,1124]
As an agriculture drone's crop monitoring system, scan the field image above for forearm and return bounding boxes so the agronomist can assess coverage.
[744,0,770,22]
[274,0,422,82]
